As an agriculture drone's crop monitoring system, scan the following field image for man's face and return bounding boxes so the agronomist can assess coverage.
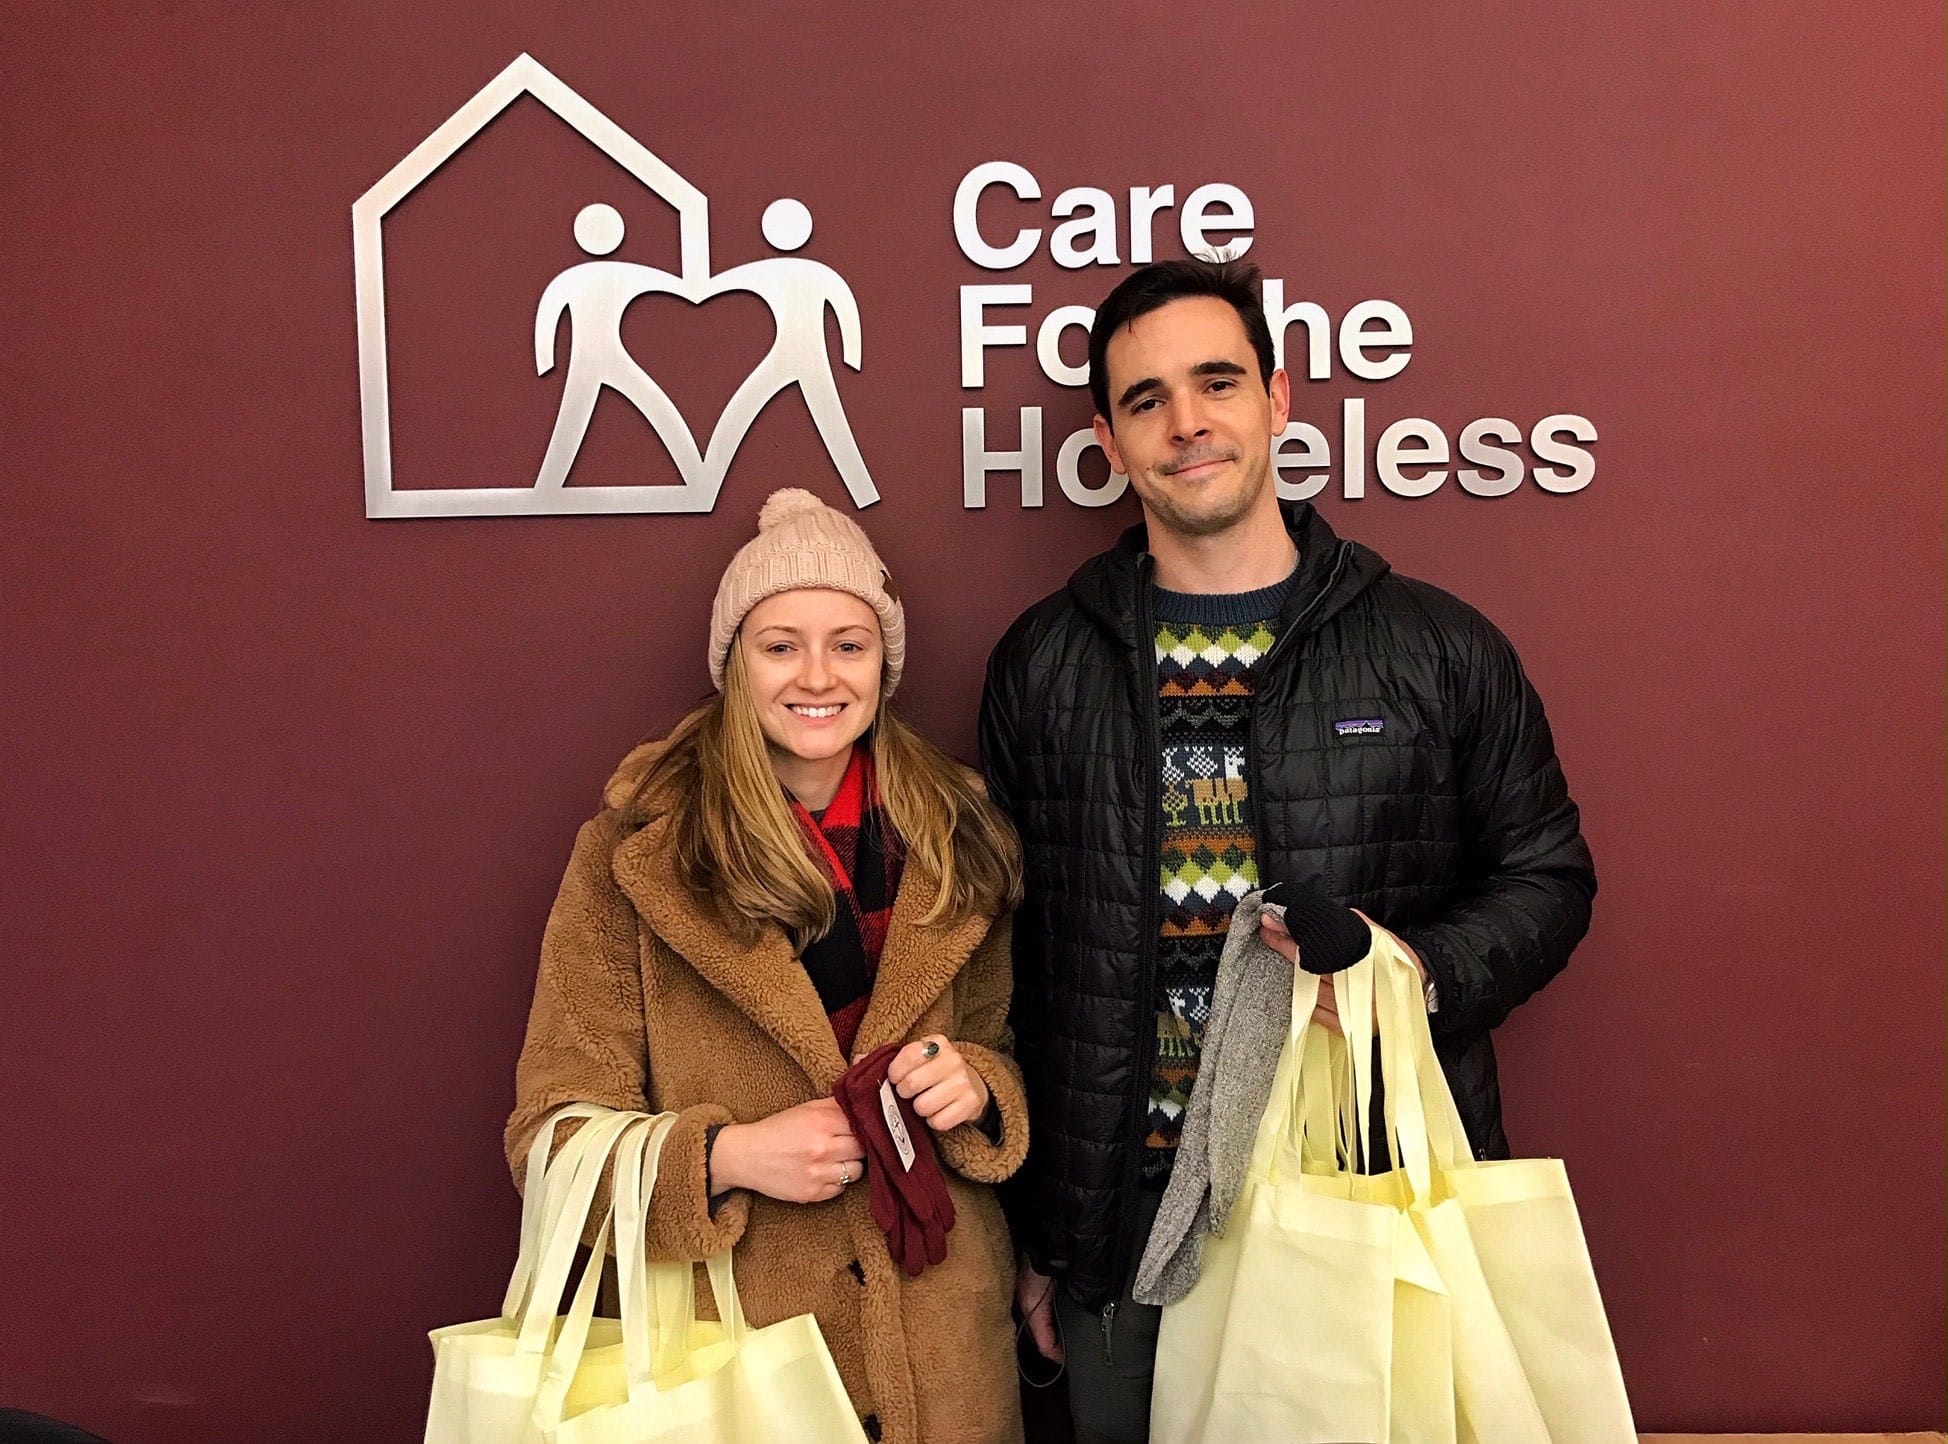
[1093,296,1291,539]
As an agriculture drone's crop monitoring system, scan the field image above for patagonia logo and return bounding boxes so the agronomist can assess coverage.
[1334,718,1386,737]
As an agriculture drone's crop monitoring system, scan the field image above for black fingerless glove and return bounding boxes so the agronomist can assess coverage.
[1261,879,1372,975]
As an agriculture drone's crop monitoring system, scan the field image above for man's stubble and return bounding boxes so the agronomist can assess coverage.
[1135,449,1271,542]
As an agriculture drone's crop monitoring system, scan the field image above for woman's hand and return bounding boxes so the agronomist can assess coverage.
[888,1034,990,1132]
[708,1098,865,1204]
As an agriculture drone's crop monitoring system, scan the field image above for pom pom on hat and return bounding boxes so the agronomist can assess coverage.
[707,489,907,695]
[757,487,826,531]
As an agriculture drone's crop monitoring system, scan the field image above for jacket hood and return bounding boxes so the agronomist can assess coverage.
[1065,500,1391,651]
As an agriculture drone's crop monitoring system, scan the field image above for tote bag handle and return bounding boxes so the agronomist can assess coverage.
[504,1102,617,1321]
[534,1112,679,1414]
[517,1109,643,1352]
[613,1113,680,1393]
[1267,936,1443,1203]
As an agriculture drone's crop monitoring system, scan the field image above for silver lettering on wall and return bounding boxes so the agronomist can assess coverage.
[950,160,1597,509]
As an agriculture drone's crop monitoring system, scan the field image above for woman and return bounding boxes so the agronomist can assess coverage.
[504,489,1028,1444]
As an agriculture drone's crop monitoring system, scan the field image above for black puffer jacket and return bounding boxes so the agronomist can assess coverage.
[978,501,1595,1309]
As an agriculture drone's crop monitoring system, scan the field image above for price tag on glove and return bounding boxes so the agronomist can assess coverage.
[878,1078,917,1172]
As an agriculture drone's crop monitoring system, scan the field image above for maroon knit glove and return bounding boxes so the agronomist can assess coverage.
[834,1061,926,1272]
[844,1044,957,1239]
[832,1074,918,1267]
[835,1044,957,1275]
[838,1052,940,1273]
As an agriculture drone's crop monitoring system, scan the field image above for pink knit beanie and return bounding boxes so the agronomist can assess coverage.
[708,489,907,695]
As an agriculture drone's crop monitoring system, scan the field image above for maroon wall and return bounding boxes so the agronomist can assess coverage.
[3,5,1942,1440]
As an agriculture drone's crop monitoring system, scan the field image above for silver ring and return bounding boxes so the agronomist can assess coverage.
[837,1165,852,1187]
[921,1040,940,1060]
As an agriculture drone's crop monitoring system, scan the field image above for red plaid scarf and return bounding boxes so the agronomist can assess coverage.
[787,745,904,1057]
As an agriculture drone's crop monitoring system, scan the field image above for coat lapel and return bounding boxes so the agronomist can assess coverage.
[610,817,992,1085]
[851,868,990,1057]
[612,818,849,1090]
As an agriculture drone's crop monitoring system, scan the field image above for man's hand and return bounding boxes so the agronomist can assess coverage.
[1015,1253,1062,1363]
[1259,908,1427,1036]
[888,1035,990,1132]
[1258,910,1345,1035]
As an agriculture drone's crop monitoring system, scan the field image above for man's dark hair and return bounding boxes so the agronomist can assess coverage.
[1087,258,1276,422]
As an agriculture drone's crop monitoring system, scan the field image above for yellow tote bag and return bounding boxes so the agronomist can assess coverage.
[1374,940,1637,1444]
[424,1106,647,1444]
[1155,931,1637,1444]
[541,1118,865,1444]
[1356,953,1551,1444]
[549,1256,865,1444]
[1152,964,1457,1444]
[527,1113,681,1434]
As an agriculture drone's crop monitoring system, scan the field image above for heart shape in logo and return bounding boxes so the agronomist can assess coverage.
[533,253,877,510]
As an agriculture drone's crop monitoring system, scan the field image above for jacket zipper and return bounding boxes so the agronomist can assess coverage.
[1108,555,1164,1328]
[1262,540,1351,678]
[1247,540,1356,1163]
[1100,1298,1118,1364]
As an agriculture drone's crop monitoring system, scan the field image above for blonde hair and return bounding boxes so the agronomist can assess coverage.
[631,645,1021,947]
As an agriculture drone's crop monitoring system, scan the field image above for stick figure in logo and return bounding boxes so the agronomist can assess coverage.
[702,199,879,508]
[532,203,705,493]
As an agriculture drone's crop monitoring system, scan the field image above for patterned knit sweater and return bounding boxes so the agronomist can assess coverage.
[1144,566,1297,1184]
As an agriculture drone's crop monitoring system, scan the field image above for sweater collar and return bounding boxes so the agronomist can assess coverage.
[1065,500,1389,655]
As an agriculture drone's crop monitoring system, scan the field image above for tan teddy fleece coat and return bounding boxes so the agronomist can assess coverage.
[505,741,1029,1444]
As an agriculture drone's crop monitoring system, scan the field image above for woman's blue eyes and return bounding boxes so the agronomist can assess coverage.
[764,642,867,655]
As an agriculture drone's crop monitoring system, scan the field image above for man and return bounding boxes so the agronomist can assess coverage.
[978,259,1595,1444]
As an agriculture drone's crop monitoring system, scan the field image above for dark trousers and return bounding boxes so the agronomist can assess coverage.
[1052,1188,1164,1444]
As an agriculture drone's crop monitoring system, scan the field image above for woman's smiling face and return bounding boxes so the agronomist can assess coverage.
[739,587,884,775]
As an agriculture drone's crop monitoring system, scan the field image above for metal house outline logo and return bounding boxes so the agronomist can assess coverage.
[353,54,878,519]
